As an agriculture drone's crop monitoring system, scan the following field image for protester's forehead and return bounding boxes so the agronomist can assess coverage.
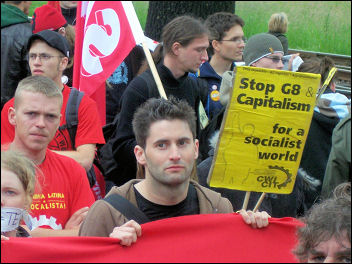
[16,90,61,108]
[185,35,209,50]
[147,119,193,139]
[269,52,283,57]
[224,24,244,37]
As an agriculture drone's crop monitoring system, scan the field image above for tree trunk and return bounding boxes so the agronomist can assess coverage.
[144,1,236,41]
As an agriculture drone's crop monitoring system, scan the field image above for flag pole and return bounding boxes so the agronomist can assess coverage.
[253,192,266,213]
[242,191,251,210]
[122,1,167,100]
[141,41,167,100]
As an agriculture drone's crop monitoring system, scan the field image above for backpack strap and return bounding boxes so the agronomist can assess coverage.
[139,70,160,98]
[104,193,151,225]
[58,87,84,149]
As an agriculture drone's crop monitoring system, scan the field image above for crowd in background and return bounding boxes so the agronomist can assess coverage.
[1,1,350,262]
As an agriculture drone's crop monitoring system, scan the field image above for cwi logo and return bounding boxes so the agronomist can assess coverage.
[81,7,120,77]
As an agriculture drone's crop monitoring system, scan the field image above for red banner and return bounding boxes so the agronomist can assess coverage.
[1,213,302,263]
[73,1,144,125]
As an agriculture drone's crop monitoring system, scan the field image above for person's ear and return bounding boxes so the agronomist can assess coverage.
[171,42,182,56]
[194,139,199,160]
[58,27,66,37]
[134,145,147,165]
[330,81,336,92]
[8,107,17,126]
[212,39,221,53]
[59,57,69,72]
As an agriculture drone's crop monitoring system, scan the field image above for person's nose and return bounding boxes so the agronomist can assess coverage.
[35,115,46,128]
[323,256,336,263]
[202,49,209,62]
[169,144,181,161]
[277,59,284,70]
[239,41,245,49]
[33,55,42,65]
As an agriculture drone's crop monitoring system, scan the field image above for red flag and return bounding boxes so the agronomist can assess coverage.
[1,213,303,263]
[73,1,145,125]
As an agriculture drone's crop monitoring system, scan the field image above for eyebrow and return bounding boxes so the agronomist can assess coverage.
[309,249,323,256]
[334,248,351,257]
[310,248,351,257]
[153,137,192,145]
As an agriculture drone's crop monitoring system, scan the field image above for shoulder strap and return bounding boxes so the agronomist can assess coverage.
[58,87,84,149]
[104,193,151,225]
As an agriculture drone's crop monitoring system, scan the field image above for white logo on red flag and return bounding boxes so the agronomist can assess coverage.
[82,8,120,76]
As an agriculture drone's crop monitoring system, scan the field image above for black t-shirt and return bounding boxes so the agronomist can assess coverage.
[134,183,199,222]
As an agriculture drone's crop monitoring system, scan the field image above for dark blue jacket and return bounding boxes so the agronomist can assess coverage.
[190,61,236,120]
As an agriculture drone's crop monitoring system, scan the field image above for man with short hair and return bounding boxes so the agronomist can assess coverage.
[1,30,106,199]
[3,75,95,237]
[80,97,270,245]
[194,12,246,120]
[107,15,209,187]
[1,1,32,109]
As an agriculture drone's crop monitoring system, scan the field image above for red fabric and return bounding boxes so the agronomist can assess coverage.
[1,85,105,148]
[32,4,67,33]
[30,149,95,229]
[46,1,62,13]
[73,1,139,125]
[1,214,303,263]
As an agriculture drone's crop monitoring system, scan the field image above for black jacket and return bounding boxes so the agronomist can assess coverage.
[109,62,207,186]
[1,4,32,109]
[300,111,340,208]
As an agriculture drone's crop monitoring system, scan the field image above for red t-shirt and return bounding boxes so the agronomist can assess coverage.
[30,149,95,229]
[1,85,105,148]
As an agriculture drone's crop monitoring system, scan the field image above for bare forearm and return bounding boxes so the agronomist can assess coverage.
[51,150,92,171]
[29,227,79,237]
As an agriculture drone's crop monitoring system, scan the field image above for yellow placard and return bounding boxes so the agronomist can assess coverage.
[208,67,321,194]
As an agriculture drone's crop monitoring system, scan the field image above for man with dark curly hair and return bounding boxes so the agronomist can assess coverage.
[293,182,351,263]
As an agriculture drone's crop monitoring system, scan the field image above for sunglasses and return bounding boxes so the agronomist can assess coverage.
[265,56,288,64]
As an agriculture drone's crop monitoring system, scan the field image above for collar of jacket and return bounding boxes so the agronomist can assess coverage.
[1,3,30,28]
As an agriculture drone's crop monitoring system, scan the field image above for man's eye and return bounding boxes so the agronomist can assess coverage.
[26,112,36,116]
[311,255,326,262]
[46,114,57,121]
[157,143,166,148]
[340,256,351,263]
[178,140,186,146]
[42,54,50,59]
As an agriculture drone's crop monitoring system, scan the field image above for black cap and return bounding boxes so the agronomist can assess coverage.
[27,30,70,58]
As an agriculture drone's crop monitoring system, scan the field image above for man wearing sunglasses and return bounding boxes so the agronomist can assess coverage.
[243,33,287,70]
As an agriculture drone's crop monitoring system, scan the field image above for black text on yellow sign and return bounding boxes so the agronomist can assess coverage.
[208,66,321,194]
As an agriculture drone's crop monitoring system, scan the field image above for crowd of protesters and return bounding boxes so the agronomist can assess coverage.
[1,1,350,262]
